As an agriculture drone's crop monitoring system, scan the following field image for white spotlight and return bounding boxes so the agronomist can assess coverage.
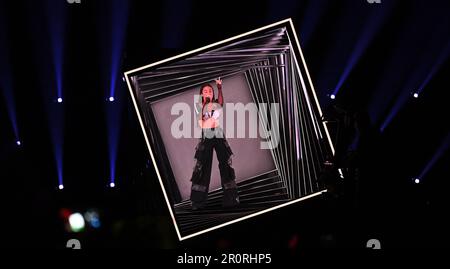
[68,213,85,232]
[330,94,336,100]
[109,96,115,102]
[16,140,21,146]
[57,97,63,103]
[58,184,64,190]
[109,182,115,188]
[414,178,420,184]
[413,93,419,98]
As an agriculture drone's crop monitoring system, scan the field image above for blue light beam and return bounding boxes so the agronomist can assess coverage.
[333,3,395,97]
[381,39,450,132]
[44,0,67,188]
[419,132,450,180]
[0,6,20,143]
[99,0,129,186]
[418,39,450,95]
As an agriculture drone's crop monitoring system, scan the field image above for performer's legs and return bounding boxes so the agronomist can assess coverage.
[190,139,214,209]
[215,138,240,207]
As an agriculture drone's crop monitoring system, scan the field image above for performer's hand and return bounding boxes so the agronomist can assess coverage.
[211,119,219,128]
[215,78,222,87]
[202,118,217,128]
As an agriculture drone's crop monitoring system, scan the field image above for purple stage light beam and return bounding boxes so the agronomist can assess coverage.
[100,0,129,187]
[418,132,450,180]
[381,39,450,132]
[418,39,450,95]
[0,6,20,144]
[45,0,67,188]
[333,3,395,97]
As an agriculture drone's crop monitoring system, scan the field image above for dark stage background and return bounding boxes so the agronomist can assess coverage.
[0,0,449,249]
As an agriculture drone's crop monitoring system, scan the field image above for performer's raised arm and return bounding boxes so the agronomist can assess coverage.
[215,78,223,106]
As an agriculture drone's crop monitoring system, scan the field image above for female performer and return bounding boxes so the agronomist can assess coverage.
[190,79,240,210]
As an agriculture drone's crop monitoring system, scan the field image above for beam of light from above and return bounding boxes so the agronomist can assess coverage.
[0,5,20,144]
[417,39,450,95]
[376,1,450,130]
[367,40,414,124]
[381,38,450,132]
[25,1,67,188]
[332,3,395,97]
[106,97,121,187]
[314,1,363,100]
[48,100,65,188]
[419,132,450,180]
[363,3,428,123]
[109,0,129,100]
[44,0,67,188]
[379,92,408,132]
[46,0,66,101]
[100,0,129,186]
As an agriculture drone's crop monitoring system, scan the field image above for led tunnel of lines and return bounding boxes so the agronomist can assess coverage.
[127,23,334,239]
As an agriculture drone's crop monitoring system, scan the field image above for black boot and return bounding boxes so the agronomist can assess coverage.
[191,189,208,211]
[222,188,240,208]
[191,201,206,211]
